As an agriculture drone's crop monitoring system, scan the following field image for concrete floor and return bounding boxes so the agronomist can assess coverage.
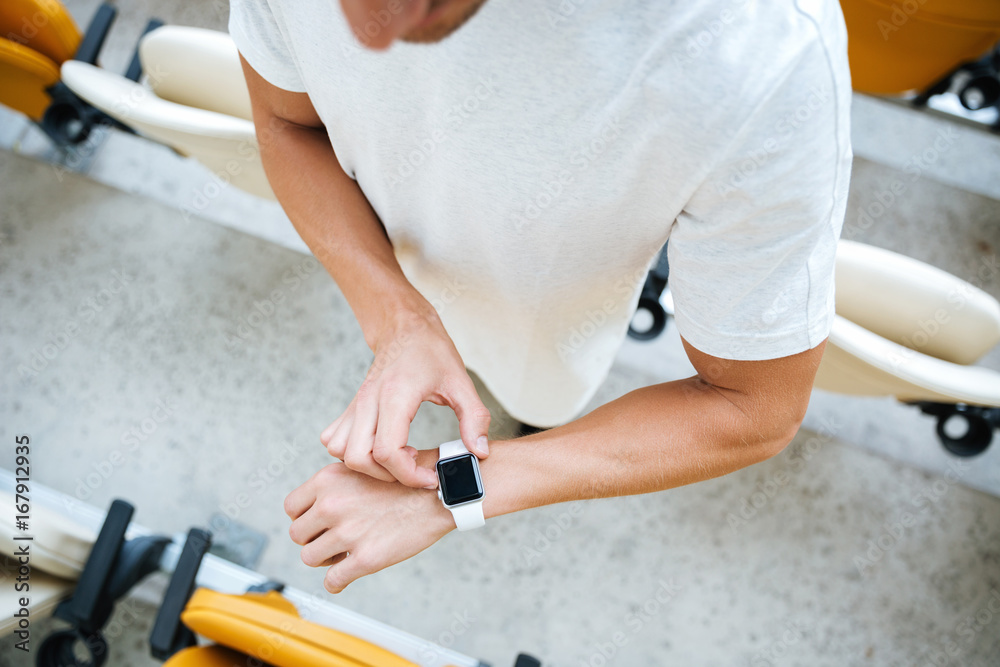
[2,150,1000,666]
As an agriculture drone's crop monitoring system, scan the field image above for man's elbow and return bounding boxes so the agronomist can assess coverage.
[758,413,805,461]
[734,401,808,465]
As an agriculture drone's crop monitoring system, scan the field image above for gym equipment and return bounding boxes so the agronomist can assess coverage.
[0,469,535,666]
[816,241,1000,457]
[0,1,271,197]
[839,0,1000,128]
[60,25,274,199]
[0,0,80,121]
[840,0,1000,95]
[628,240,1000,457]
[0,1,158,147]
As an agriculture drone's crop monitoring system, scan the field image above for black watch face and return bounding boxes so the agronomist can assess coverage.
[437,453,484,506]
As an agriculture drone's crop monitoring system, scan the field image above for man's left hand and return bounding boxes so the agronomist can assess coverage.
[284,455,454,593]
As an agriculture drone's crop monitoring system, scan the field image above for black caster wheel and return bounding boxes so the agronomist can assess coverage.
[37,628,108,667]
[913,402,997,457]
[936,409,994,457]
[514,654,542,667]
[628,296,668,341]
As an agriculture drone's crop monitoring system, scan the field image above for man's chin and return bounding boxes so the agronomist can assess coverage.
[399,23,462,44]
[399,0,488,44]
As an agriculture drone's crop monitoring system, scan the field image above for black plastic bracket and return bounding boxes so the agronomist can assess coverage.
[149,528,212,660]
[36,500,169,667]
[124,18,165,82]
[50,500,130,636]
[73,3,116,66]
[247,580,286,594]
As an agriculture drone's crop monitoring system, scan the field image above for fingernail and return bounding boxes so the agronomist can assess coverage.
[424,483,437,490]
[476,435,489,456]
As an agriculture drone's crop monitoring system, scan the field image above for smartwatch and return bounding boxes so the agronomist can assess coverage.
[436,439,485,531]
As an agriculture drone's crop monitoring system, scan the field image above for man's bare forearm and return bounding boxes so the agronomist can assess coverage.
[258,118,435,350]
[285,344,823,591]
[416,375,799,520]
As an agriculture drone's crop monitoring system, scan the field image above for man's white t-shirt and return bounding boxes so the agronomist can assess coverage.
[229,0,853,427]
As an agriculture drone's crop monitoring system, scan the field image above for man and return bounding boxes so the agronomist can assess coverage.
[230,0,852,593]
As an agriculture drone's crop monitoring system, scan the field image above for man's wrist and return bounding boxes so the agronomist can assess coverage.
[414,448,459,532]
[417,439,526,523]
[368,292,440,352]
[421,484,459,534]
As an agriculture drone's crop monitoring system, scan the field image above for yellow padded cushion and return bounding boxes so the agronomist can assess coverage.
[0,0,80,64]
[0,37,60,119]
[163,645,261,667]
[181,589,419,667]
[841,0,1000,94]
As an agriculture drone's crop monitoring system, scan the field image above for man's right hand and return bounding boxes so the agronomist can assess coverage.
[320,308,491,488]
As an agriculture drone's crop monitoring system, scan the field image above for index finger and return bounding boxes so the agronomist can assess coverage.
[283,466,324,519]
[284,485,314,520]
[372,397,438,489]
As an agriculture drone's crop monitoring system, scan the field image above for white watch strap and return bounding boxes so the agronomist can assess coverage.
[438,439,485,531]
[449,500,485,531]
[439,438,469,459]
